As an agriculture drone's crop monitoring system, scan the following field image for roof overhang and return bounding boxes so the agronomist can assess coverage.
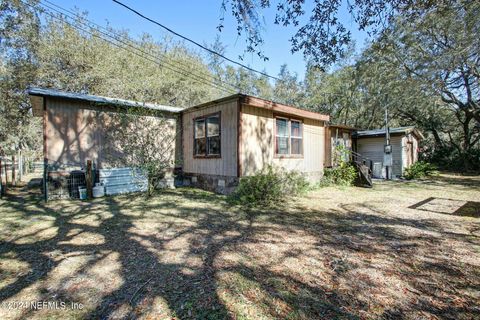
[28,87,183,115]
[353,126,425,140]
[242,95,329,121]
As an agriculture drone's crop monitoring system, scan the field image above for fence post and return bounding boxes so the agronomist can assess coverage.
[18,150,23,182]
[0,158,2,197]
[86,160,93,199]
[4,160,8,187]
[11,155,16,186]
[43,159,48,202]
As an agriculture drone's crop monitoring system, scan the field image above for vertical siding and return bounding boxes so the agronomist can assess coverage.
[182,99,238,177]
[46,97,177,170]
[240,104,325,176]
[46,98,99,167]
[402,133,420,172]
[356,135,403,178]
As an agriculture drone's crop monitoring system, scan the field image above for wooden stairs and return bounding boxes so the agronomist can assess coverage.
[351,151,373,188]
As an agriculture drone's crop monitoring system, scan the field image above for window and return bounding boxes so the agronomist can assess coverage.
[291,120,302,155]
[275,118,289,155]
[194,113,220,157]
[275,117,303,156]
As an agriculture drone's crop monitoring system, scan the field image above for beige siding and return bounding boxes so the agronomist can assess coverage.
[182,99,238,177]
[402,133,420,171]
[46,97,178,169]
[240,104,325,178]
[356,135,403,177]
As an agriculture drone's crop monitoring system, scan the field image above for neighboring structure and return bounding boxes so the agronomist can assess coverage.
[353,126,424,179]
[29,88,330,197]
[324,124,356,167]
[29,87,181,199]
[182,94,329,193]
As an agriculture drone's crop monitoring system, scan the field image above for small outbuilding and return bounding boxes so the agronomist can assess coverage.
[29,87,182,199]
[353,126,424,179]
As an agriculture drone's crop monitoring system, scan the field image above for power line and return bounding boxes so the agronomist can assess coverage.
[29,1,238,96]
[41,0,240,92]
[37,0,238,95]
[111,0,280,81]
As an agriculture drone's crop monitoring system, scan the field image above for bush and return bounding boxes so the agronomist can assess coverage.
[230,165,309,207]
[321,162,357,187]
[404,161,438,180]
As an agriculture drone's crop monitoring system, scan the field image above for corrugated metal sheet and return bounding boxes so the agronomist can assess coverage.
[99,167,147,196]
[354,126,415,137]
[28,87,183,113]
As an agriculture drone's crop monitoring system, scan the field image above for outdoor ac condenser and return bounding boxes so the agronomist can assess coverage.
[372,162,383,179]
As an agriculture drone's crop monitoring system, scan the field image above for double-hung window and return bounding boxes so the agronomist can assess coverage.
[194,113,221,157]
[275,117,303,156]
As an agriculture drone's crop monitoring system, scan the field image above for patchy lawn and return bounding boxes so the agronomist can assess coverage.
[0,173,479,319]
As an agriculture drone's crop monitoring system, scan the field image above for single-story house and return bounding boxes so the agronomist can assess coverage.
[182,94,329,193]
[353,126,424,179]
[29,87,423,199]
[29,88,330,198]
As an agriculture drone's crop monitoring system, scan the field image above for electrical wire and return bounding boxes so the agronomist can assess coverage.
[112,0,280,81]
[41,0,240,93]
[26,0,239,96]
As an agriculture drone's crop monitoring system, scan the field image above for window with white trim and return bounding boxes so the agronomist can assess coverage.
[275,117,303,156]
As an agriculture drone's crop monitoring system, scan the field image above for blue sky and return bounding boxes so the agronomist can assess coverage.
[47,0,369,79]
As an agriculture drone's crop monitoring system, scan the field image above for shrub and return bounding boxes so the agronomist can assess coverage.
[230,165,309,207]
[404,161,438,180]
[322,162,357,186]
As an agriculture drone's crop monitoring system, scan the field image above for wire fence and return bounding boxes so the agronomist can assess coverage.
[45,160,100,200]
[0,156,43,196]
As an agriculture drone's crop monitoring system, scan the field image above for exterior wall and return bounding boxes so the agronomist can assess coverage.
[45,97,178,170]
[240,104,325,182]
[325,127,353,167]
[182,98,238,177]
[356,135,403,178]
[44,97,178,199]
[402,133,420,170]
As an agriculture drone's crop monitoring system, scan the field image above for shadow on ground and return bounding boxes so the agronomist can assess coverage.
[0,177,479,319]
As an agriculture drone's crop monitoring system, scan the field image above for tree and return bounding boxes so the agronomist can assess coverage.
[377,1,480,168]
[0,0,41,158]
[220,0,461,68]
[104,106,178,197]
[273,64,302,106]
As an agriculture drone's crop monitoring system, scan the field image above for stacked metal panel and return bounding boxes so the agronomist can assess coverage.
[99,167,147,196]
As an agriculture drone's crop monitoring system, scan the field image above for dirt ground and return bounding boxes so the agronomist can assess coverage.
[0,173,479,319]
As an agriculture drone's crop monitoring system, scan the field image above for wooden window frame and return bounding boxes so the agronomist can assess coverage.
[274,115,304,159]
[193,111,221,158]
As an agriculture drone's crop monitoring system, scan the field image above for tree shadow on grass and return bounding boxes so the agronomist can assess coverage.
[0,187,479,319]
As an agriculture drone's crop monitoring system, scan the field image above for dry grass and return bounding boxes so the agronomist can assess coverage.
[0,173,479,319]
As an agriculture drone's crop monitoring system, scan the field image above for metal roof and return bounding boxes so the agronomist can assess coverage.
[354,126,424,139]
[28,87,183,113]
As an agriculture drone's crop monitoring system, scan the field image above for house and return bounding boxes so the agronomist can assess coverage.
[29,88,329,198]
[353,126,424,179]
[182,94,329,193]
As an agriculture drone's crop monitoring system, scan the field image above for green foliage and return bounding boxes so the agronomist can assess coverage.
[322,162,358,187]
[404,161,438,180]
[104,106,177,197]
[230,165,309,207]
